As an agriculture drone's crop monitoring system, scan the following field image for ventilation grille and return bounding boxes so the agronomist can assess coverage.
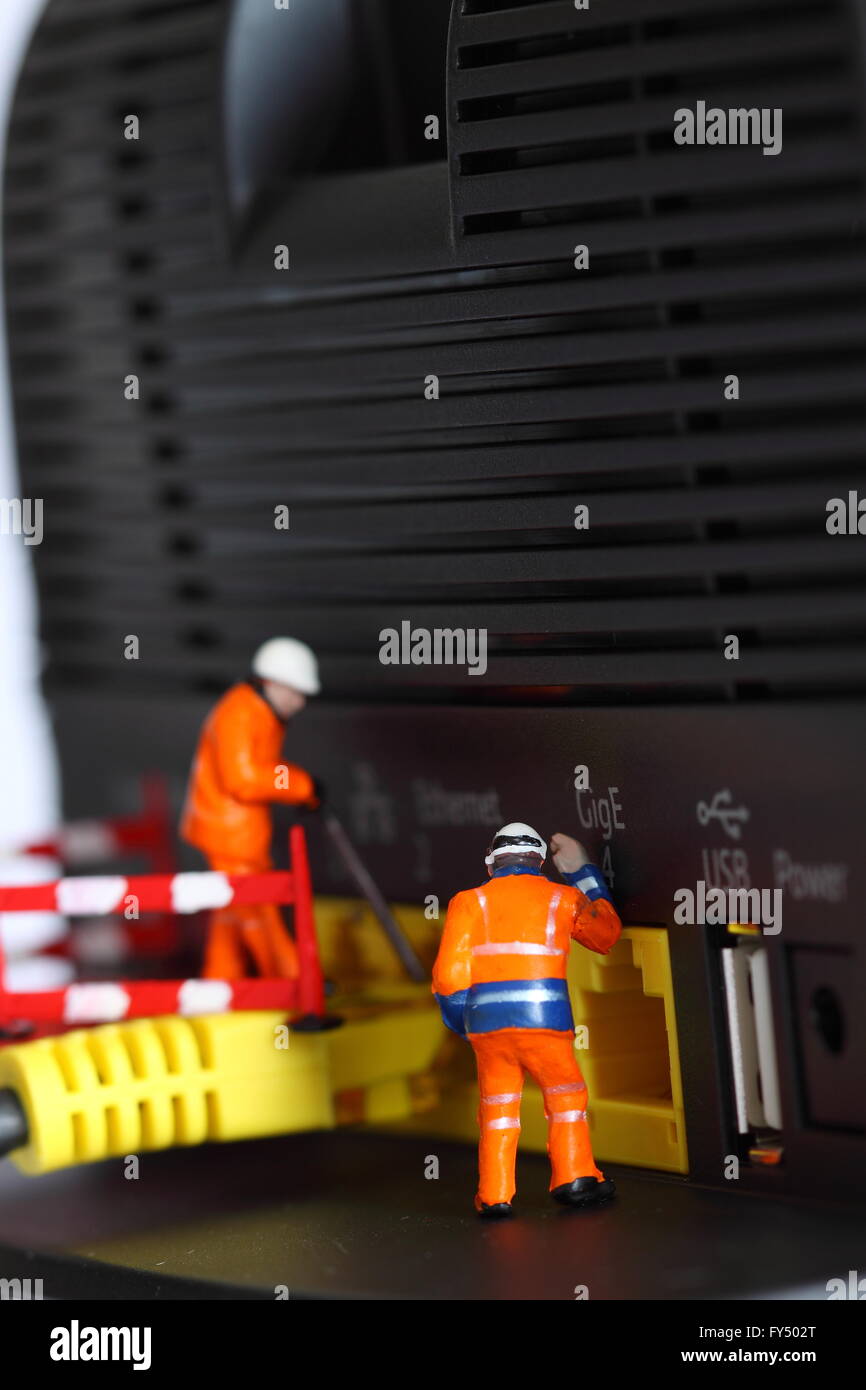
[4,0,866,704]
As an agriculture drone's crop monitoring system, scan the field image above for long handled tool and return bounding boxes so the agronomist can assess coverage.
[322,812,427,982]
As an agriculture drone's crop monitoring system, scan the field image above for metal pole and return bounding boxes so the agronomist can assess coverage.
[323,812,427,983]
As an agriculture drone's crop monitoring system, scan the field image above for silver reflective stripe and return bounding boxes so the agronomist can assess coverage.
[485,1117,520,1131]
[472,942,562,956]
[543,1082,583,1096]
[482,1092,521,1105]
[546,888,562,950]
[474,987,564,1006]
[549,1109,587,1123]
[475,888,489,944]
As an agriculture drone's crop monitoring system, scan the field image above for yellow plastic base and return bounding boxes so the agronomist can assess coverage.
[312,896,441,982]
[0,999,442,1176]
[0,897,686,1179]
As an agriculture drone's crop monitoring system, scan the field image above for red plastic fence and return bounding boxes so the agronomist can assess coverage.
[0,827,325,1028]
[9,774,179,957]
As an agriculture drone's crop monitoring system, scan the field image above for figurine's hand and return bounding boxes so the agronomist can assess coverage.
[550,833,590,874]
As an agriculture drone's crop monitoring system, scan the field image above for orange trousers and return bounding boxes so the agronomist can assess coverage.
[203,854,299,979]
[470,1028,604,1206]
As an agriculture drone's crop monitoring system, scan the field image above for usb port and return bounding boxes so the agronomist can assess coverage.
[722,941,783,1139]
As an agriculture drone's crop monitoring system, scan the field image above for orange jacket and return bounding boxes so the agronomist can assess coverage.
[432,868,621,1035]
[181,682,314,865]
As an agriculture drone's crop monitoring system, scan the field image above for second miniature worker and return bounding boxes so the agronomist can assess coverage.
[181,637,322,979]
[432,822,622,1218]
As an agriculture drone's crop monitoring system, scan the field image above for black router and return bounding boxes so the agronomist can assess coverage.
[2,0,866,1299]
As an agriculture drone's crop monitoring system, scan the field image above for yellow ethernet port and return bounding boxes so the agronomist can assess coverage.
[562,927,687,1175]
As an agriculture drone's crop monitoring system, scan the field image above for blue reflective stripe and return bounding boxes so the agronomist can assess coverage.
[563,863,613,904]
[465,978,574,1035]
[435,990,468,1037]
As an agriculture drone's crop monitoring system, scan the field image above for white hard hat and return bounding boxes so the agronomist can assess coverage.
[485,822,547,867]
[252,637,320,695]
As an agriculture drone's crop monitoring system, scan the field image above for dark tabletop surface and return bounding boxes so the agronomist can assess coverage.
[0,1131,863,1300]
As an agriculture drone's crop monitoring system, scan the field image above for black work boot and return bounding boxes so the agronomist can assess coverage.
[475,1195,514,1219]
[551,1176,616,1208]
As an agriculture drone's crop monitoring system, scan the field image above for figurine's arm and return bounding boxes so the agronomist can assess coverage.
[551,832,622,956]
[214,703,315,806]
[431,891,477,1038]
[566,873,622,955]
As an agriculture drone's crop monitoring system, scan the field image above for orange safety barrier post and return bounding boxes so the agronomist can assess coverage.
[289,824,327,1023]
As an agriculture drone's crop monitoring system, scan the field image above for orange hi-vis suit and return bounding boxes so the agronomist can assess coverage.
[432,863,621,1208]
[181,681,316,980]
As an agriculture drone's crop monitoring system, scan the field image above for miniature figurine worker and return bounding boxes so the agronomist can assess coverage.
[181,638,321,979]
[432,823,622,1218]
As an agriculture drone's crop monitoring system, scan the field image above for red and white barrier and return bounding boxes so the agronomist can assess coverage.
[0,870,294,918]
[2,774,179,963]
[0,827,326,1028]
[8,976,298,1025]
[10,774,175,870]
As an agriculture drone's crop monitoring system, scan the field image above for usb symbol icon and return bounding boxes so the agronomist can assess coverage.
[696,789,750,840]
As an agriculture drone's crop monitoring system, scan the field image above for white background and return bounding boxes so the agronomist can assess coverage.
[0,0,65,972]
